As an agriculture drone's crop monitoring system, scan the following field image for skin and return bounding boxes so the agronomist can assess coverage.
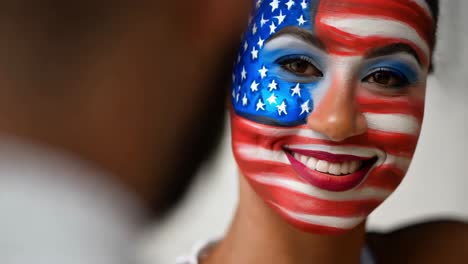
[0,1,251,216]
[203,0,468,263]
[232,0,430,234]
[367,221,468,264]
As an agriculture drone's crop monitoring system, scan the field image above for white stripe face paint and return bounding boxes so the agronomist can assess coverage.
[272,203,367,229]
[321,16,430,58]
[252,174,392,201]
[384,154,412,172]
[237,145,289,164]
[364,113,421,135]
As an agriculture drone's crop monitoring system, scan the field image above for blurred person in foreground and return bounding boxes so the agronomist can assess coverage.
[177,0,468,263]
[0,1,251,263]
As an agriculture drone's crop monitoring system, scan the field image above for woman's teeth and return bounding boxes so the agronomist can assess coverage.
[293,153,362,176]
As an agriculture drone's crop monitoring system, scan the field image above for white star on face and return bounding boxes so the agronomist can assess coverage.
[251,46,259,60]
[250,80,259,92]
[244,41,249,51]
[267,93,277,104]
[301,0,307,9]
[260,14,270,27]
[236,93,240,103]
[252,23,258,35]
[269,22,277,34]
[274,10,286,25]
[297,15,306,26]
[232,74,236,82]
[232,89,236,98]
[259,66,269,79]
[256,99,266,111]
[241,66,247,80]
[242,93,248,106]
[268,79,278,91]
[257,37,265,48]
[270,0,280,12]
[237,54,241,63]
[286,0,295,9]
[300,100,311,115]
[277,101,288,116]
[291,83,301,97]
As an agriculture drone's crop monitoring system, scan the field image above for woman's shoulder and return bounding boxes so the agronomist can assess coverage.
[366,219,468,264]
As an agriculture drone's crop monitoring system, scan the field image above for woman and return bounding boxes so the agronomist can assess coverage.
[178,0,468,263]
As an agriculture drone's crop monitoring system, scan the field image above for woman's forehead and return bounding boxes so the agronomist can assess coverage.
[253,0,434,60]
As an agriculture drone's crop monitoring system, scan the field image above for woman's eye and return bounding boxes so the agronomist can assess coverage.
[280,58,323,78]
[363,69,409,88]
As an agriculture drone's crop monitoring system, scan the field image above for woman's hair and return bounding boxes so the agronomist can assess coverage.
[427,0,440,25]
[427,0,440,45]
[426,0,440,71]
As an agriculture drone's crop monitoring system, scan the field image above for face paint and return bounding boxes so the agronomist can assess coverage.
[231,0,435,234]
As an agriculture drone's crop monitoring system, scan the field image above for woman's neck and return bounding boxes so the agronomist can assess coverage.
[203,176,366,264]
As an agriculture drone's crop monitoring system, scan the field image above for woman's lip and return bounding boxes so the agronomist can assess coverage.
[286,148,372,163]
[285,152,377,192]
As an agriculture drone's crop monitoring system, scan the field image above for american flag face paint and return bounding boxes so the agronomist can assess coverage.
[231,0,434,234]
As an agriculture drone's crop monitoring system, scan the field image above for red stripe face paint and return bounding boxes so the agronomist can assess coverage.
[231,0,435,234]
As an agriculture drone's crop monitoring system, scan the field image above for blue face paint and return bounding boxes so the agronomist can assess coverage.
[232,1,316,127]
[262,47,325,82]
[361,58,420,87]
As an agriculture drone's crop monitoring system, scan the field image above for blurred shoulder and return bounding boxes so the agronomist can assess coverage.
[367,220,468,264]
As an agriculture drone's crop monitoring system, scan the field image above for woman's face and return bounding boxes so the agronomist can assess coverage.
[231,0,435,234]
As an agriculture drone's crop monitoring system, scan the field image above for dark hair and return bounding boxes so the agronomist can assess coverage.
[425,0,440,71]
[426,0,440,27]
[426,0,440,45]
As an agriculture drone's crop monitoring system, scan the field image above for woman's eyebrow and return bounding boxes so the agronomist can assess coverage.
[266,27,326,51]
[363,43,422,66]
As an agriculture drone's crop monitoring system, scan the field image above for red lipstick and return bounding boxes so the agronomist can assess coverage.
[285,150,377,192]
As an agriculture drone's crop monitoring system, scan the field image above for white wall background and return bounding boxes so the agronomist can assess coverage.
[139,1,468,262]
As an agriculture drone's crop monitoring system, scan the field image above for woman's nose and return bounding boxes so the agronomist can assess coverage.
[307,80,367,142]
